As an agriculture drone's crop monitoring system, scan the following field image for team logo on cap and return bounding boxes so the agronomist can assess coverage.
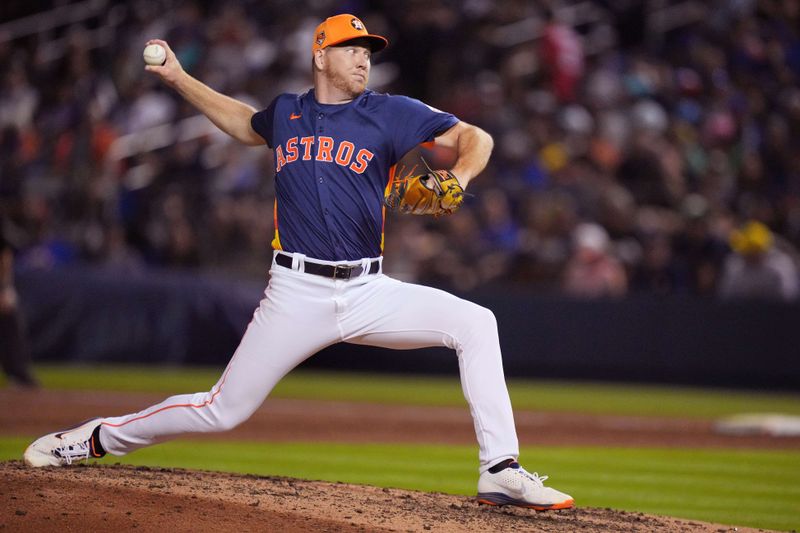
[351,18,363,30]
[316,31,326,45]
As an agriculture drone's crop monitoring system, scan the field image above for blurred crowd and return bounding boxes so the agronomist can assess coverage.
[1,0,800,301]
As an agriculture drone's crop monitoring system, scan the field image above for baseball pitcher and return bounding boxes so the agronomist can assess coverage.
[24,14,573,511]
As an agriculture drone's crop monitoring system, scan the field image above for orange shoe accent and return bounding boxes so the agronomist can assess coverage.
[290,113,302,120]
[476,498,575,511]
[529,499,574,511]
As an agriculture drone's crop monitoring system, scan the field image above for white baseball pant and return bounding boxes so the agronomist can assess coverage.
[99,251,519,472]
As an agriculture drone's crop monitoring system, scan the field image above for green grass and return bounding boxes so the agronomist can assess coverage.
[9,364,800,418]
[3,438,798,531]
[5,366,800,529]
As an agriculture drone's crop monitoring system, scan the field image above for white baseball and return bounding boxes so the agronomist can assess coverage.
[143,44,166,66]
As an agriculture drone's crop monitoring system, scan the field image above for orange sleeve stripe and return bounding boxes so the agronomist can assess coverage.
[381,164,398,253]
[385,163,398,194]
[272,198,282,251]
[381,203,386,252]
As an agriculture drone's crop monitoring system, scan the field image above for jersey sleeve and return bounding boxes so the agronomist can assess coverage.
[250,97,279,148]
[388,96,459,161]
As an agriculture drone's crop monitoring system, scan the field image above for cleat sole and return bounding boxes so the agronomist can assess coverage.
[477,492,574,511]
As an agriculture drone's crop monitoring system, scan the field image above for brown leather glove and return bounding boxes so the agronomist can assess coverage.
[385,168,465,216]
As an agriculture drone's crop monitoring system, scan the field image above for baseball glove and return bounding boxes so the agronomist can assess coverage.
[385,163,466,216]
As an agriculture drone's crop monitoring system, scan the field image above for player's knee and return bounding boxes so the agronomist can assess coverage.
[211,416,242,432]
[206,399,258,432]
[467,304,498,333]
[453,303,498,347]
[209,409,249,432]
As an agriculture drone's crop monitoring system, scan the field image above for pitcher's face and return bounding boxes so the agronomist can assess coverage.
[321,43,371,97]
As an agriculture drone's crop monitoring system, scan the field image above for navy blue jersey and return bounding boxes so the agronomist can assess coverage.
[251,89,458,261]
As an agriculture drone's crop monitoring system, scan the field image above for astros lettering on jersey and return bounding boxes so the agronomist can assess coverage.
[251,90,458,262]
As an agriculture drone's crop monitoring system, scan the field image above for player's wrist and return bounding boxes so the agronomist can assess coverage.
[169,69,193,91]
[448,168,471,188]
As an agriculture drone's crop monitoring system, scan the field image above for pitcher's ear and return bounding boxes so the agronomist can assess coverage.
[313,49,325,71]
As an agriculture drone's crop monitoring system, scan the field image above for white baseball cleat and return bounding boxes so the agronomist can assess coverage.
[477,460,574,510]
[23,418,106,467]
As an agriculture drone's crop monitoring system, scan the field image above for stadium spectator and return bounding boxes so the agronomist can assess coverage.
[718,221,800,302]
[0,213,38,387]
[1,0,800,301]
[538,7,584,103]
[563,222,627,298]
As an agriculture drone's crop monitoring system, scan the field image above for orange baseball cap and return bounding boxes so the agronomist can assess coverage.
[312,14,388,56]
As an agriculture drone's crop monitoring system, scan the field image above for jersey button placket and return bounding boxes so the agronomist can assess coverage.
[314,110,344,257]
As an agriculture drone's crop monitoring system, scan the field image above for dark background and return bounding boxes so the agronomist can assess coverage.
[18,266,800,390]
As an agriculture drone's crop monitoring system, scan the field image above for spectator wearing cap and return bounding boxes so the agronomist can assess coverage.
[563,222,627,298]
[718,221,799,302]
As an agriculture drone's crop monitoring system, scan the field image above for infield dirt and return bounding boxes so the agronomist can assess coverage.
[1,462,766,532]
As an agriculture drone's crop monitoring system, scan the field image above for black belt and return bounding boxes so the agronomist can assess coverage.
[275,253,380,280]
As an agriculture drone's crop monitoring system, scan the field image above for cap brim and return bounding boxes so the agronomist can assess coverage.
[328,34,388,53]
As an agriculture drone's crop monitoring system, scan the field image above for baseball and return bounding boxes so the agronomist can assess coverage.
[143,44,166,66]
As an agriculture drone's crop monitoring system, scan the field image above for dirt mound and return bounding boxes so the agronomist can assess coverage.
[1,462,759,532]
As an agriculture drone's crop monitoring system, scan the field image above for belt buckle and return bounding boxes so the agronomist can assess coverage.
[333,264,351,280]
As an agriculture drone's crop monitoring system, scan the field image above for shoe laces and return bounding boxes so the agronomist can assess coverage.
[516,466,549,487]
[54,439,91,465]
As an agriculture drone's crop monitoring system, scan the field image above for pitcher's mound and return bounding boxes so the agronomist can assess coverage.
[1,461,757,532]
